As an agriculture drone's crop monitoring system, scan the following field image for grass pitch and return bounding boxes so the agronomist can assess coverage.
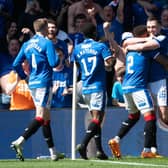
[0,157,168,168]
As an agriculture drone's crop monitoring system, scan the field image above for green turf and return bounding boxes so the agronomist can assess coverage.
[0,157,168,168]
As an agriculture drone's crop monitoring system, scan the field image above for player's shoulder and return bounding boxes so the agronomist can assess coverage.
[89,40,107,48]
[153,35,167,42]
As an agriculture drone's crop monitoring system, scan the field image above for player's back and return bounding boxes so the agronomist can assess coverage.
[72,39,111,94]
[14,34,59,88]
[122,50,156,94]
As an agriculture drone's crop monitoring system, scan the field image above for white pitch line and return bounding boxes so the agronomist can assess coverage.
[90,159,168,167]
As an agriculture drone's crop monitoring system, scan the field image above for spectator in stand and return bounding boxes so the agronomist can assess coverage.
[5,38,21,65]
[0,36,34,111]
[10,18,60,161]
[51,47,73,108]
[0,19,34,52]
[68,13,86,46]
[0,19,18,53]
[0,37,21,109]
[0,37,20,90]
[132,0,163,27]
[111,66,125,107]
[97,0,124,45]
[47,19,69,65]
[56,0,80,32]
[68,0,104,33]
[5,20,18,44]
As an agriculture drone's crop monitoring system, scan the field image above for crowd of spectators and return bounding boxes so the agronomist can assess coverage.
[0,0,168,110]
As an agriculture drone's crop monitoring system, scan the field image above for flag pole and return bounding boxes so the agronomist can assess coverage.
[71,61,77,160]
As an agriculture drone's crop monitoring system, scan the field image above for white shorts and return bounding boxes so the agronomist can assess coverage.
[148,79,168,106]
[82,91,106,112]
[30,87,52,108]
[123,89,154,114]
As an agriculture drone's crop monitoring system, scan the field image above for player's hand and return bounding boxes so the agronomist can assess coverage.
[21,28,34,37]
[103,22,111,31]
[62,88,69,96]
[52,84,59,93]
[22,60,30,76]
[87,7,96,17]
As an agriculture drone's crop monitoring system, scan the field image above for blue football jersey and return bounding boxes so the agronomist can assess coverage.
[53,38,69,59]
[69,32,85,46]
[71,39,112,94]
[149,35,168,82]
[13,34,60,88]
[51,66,73,108]
[122,50,159,94]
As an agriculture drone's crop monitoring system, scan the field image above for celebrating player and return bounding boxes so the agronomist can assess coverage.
[10,18,60,161]
[71,23,114,160]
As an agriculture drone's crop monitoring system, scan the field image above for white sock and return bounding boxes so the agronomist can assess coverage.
[114,136,120,143]
[49,147,56,156]
[15,136,25,145]
[151,147,157,153]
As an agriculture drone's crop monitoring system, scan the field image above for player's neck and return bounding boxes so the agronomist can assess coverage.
[36,32,45,37]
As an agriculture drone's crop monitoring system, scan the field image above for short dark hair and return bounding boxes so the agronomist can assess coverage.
[47,18,57,26]
[80,23,96,39]
[133,25,148,37]
[147,16,161,25]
